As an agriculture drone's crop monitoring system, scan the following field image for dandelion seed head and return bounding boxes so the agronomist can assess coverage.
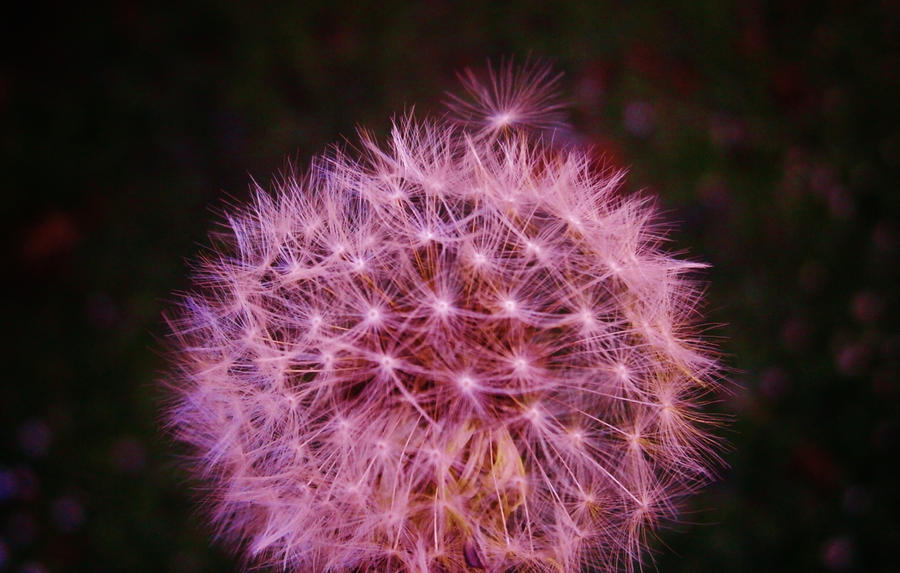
[163,60,726,572]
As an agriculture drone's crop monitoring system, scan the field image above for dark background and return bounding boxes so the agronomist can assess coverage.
[1,1,898,571]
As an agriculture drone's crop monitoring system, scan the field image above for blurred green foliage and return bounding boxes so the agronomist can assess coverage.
[1,1,897,571]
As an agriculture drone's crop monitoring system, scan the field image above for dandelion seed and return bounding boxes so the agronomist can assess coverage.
[379,354,396,371]
[457,375,476,393]
[433,299,451,316]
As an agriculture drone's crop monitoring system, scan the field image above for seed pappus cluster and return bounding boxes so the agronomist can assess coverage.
[163,62,725,572]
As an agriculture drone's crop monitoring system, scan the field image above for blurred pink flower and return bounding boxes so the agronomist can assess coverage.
[163,62,724,572]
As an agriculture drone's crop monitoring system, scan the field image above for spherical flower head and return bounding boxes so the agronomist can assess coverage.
[162,61,725,572]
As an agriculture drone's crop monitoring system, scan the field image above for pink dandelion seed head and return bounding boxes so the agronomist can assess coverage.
[162,61,726,572]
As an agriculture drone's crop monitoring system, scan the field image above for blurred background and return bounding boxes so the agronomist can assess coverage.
[1,1,897,571]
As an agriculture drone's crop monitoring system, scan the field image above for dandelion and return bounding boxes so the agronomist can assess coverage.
[162,61,724,572]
